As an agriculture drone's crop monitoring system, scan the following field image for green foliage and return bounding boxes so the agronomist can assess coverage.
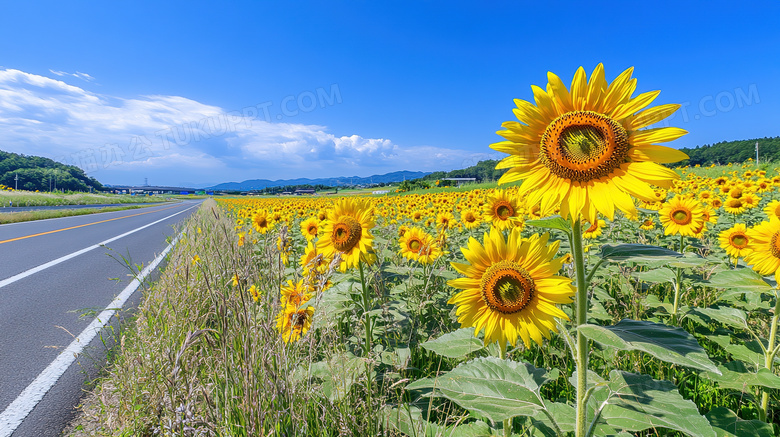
[0,149,104,192]
[677,136,780,167]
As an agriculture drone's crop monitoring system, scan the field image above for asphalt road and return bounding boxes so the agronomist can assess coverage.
[0,200,201,436]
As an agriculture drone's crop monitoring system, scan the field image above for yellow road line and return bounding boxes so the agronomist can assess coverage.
[0,204,182,245]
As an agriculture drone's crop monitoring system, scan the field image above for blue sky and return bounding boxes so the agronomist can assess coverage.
[0,1,778,187]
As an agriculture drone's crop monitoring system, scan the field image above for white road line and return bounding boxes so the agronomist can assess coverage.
[0,203,197,289]
[0,234,182,436]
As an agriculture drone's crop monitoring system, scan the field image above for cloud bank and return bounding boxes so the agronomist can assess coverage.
[0,69,482,186]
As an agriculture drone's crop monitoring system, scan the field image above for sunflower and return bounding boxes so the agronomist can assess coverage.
[582,219,606,239]
[300,241,328,277]
[317,198,375,271]
[639,218,655,230]
[399,227,442,265]
[764,200,780,220]
[436,211,456,230]
[719,224,751,261]
[483,189,521,231]
[276,305,315,343]
[280,279,314,308]
[300,217,320,241]
[658,195,705,237]
[491,64,687,224]
[447,229,575,349]
[461,209,482,230]
[724,197,748,215]
[252,211,274,234]
[745,218,780,283]
[249,284,261,302]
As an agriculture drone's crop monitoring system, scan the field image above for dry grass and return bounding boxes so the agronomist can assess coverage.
[64,199,381,436]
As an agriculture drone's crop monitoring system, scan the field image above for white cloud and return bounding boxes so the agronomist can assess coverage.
[0,68,478,185]
[49,69,95,82]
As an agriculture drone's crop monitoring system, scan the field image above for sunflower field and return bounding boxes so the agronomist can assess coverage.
[75,66,780,436]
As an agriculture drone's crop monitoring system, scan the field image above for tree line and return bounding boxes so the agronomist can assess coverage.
[0,150,104,192]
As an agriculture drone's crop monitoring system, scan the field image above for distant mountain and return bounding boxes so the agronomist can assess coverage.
[210,170,430,191]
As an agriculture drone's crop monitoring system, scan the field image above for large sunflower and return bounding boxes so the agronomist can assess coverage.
[745,218,780,283]
[447,229,575,349]
[491,64,688,224]
[317,198,375,271]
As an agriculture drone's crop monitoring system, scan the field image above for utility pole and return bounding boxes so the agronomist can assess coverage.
[756,141,759,165]
[14,173,18,190]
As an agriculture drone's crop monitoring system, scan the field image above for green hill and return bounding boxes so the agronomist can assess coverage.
[0,150,104,192]
[677,136,780,167]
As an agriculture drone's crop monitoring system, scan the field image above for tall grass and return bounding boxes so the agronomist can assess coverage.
[0,191,171,207]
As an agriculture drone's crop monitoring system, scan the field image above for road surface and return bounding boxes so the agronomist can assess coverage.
[0,200,201,436]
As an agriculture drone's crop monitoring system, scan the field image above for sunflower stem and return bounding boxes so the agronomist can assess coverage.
[571,219,589,437]
[497,343,511,437]
[760,289,780,422]
[671,235,684,325]
[358,261,374,433]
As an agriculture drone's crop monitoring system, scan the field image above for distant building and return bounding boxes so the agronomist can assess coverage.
[442,178,476,187]
[294,189,316,195]
[372,190,389,195]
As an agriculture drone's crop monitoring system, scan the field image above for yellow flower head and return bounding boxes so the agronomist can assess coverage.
[491,64,687,224]
[719,224,751,261]
[745,218,780,283]
[276,305,315,343]
[448,228,575,349]
[658,195,705,237]
[316,198,375,272]
[300,217,320,241]
[398,227,442,265]
[483,189,521,231]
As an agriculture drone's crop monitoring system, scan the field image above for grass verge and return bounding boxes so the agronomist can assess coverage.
[0,205,153,225]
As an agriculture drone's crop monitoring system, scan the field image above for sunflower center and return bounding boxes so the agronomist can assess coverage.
[332,216,363,252]
[494,201,514,219]
[671,209,692,225]
[308,225,318,235]
[255,217,267,227]
[409,238,422,252]
[465,212,477,223]
[585,222,599,233]
[772,232,780,259]
[481,260,535,314]
[541,111,629,183]
[730,234,749,249]
[643,220,653,227]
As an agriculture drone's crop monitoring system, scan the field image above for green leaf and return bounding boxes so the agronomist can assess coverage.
[705,407,774,437]
[593,371,717,437]
[411,357,549,423]
[634,267,675,284]
[420,328,485,359]
[309,352,367,402]
[579,319,719,373]
[709,268,775,294]
[599,244,682,262]
[688,306,747,331]
[525,215,572,234]
[703,361,780,391]
[529,401,575,436]
[382,406,492,437]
